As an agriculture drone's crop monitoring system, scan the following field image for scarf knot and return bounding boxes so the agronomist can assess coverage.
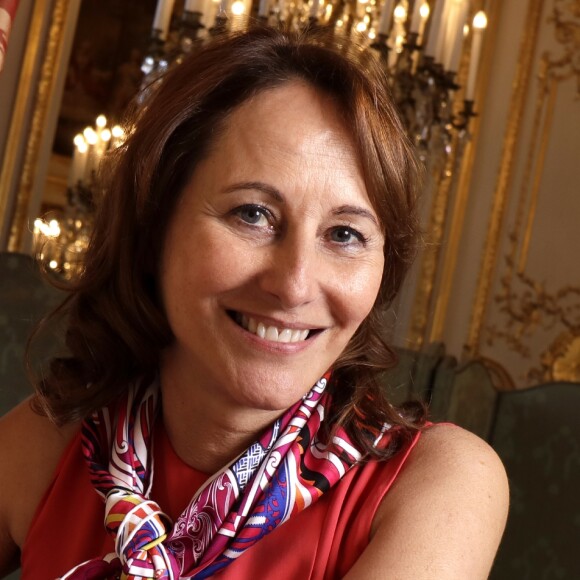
[104,491,180,579]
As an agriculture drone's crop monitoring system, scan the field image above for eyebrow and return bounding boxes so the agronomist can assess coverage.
[332,205,379,227]
[222,181,284,202]
[222,181,379,227]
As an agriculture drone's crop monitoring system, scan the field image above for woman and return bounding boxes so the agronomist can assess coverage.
[0,27,508,579]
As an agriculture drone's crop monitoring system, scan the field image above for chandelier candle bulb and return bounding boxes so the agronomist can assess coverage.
[466,10,487,100]
[434,0,453,63]
[393,3,407,22]
[230,0,246,28]
[69,139,88,188]
[100,128,112,157]
[153,0,176,39]
[83,127,97,143]
[203,0,219,28]
[231,1,245,15]
[95,114,107,129]
[94,118,109,160]
[73,133,85,148]
[424,0,447,57]
[82,126,99,183]
[409,0,423,32]
[309,0,320,19]
[110,125,125,149]
[440,0,456,66]
[445,0,469,72]
[185,0,205,13]
[417,2,430,43]
[377,0,395,36]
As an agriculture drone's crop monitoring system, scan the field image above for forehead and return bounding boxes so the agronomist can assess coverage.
[198,82,371,207]
[226,80,352,146]
[227,82,354,148]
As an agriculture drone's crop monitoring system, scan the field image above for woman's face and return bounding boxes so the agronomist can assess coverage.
[160,81,385,413]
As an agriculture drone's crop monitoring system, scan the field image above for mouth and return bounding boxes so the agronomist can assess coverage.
[227,311,322,344]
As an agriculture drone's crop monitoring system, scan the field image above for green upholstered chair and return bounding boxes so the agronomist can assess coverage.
[488,382,580,580]
[0,253,65,579]
[429,358,580,579]
[429,356,500,439]
[380,342,446,407]
[0,252,64,417]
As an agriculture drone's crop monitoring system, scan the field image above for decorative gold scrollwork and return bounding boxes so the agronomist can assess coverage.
[541,331,580,383]
[485,263,580,381]
[478,0,579,384]
[549,0,580,88]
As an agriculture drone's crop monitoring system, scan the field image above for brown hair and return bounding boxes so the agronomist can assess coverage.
[33,26,425,458]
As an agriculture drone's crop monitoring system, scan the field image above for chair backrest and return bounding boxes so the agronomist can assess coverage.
[0,252,64,416]
[488,382,580,580]
[429,357,499,439]
[427,358,580,578]
[380,342,446,406]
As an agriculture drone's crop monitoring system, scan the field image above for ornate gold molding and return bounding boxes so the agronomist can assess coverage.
[481,0,580,383]
[6,0,71,253]
[0,4,48,249]
[548,332,580,383]
[518,67,557,273]
[407,140,457,349]
[519,0,580,272]
[465,0,546,357]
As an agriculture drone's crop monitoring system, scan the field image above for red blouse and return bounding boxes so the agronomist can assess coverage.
[21,422,422,579]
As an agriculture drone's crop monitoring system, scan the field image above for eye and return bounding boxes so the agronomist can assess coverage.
[329,226,367,245]
[234,204,270,226]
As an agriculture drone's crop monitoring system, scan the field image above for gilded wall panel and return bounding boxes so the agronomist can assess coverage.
[471,0,580,385]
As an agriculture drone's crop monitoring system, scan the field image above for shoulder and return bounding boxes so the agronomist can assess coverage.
[0,400,79,553]
[345,424,509,579]
[376,422,509,532]
[394,422,509,495]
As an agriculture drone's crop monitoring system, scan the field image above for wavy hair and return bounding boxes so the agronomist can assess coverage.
[32,26,426,458]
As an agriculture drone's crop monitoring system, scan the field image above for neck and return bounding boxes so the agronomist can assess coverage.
[158,356,283,474]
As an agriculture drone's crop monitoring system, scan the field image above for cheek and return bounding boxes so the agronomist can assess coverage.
[162,227,258,308]
[334,257,384,328]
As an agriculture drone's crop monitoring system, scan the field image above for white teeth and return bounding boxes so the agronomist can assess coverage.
[278,329,292,343]
[290,329,302,343]
[238,315,312,343]
[248,317,257,333]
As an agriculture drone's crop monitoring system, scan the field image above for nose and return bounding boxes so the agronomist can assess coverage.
[257,233,320,309]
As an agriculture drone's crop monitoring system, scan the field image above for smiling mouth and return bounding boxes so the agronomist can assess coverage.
[228,311,320,343]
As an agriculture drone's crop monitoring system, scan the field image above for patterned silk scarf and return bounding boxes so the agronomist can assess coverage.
[61,375,387,579]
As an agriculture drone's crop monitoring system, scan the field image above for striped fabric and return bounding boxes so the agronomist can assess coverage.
[61,375,388,579]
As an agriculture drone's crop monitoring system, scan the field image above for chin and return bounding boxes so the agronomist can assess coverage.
[231,373,319,413]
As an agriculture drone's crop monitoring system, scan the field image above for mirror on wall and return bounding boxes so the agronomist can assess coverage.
[0,1,171,252]
[42,0,157,215]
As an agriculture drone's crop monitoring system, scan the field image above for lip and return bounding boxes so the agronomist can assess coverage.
[225,309,325,353]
